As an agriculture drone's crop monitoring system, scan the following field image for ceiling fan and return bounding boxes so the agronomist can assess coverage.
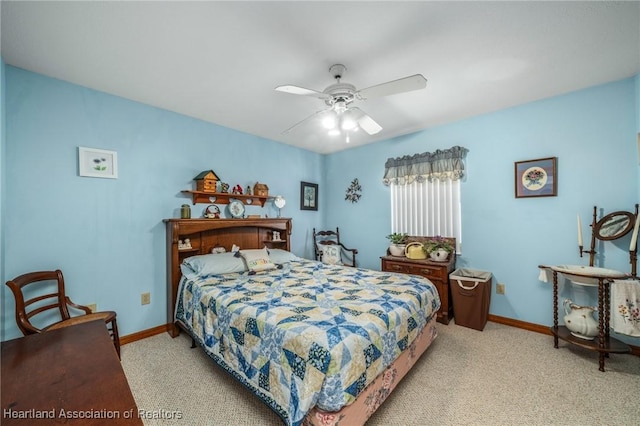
[275,64,427,140]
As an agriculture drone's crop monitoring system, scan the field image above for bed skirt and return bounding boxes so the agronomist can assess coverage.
[302,315,438,426]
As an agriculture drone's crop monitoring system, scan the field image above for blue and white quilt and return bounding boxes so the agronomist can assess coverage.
[175,259,440,426]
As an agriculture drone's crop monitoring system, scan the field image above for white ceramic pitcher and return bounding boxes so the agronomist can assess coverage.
[563,299,599,340]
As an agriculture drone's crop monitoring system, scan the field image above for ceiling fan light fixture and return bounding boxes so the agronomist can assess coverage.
[322,115,336,129]
[334,100,348,114]
[341,116,357,131]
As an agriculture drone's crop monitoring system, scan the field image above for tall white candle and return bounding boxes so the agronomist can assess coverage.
[630,214,640,251]
[577,214,583,247]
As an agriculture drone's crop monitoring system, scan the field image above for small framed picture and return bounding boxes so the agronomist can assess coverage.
[300,181,318,211]
[515,157,557,198]
[78,147,118,179]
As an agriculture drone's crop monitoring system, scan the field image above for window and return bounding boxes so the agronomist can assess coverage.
[383,146,467,252]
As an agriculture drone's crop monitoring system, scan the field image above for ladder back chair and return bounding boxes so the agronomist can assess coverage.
[313,227,358,267]
[5,269,121,359]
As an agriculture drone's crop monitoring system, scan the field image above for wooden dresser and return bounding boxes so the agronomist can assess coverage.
[381,254,456,324]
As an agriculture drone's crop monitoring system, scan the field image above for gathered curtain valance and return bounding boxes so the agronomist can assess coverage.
[382,145,468,186]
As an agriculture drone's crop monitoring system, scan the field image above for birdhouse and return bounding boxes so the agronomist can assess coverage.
[193,170,220,193]
[253,182,269,197]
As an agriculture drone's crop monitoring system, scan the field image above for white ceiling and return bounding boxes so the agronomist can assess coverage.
[2,1,639,154]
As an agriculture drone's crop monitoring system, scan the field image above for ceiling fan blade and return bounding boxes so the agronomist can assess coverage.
[281,109,329,135]
[275,85,331,100]
[350,107,382,135]
[356,74,427,100]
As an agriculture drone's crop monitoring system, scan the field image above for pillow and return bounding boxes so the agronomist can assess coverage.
[180,252,247,279]
[320,245,342,265]
[266,248,300,264]
[238,248,277,273]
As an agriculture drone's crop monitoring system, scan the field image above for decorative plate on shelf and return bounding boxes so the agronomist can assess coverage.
[229,200,245,218]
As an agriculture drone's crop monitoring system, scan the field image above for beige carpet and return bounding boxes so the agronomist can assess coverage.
[121,321,640,425]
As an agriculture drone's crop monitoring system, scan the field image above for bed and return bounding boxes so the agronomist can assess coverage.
[164,218,441,426]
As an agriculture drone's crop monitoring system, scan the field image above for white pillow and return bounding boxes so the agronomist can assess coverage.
[181,252,247,279]
[320,245,342,265]
[238,248,277,273]
[267,248,300,264]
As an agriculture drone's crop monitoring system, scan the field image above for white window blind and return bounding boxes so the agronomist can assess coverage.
[389,178,462,253]
[383,146,467,253]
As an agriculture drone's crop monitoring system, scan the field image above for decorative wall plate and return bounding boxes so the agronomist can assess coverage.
[229,200,245,218]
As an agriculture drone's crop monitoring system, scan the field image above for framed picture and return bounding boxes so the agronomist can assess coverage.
[300,181,318,211]
[515,157,557,198]
[78,147,118,179]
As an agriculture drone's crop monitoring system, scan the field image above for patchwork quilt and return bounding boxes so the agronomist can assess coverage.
[175,259,440,426]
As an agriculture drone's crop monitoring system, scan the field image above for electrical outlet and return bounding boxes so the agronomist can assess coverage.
[87,303,97,313]
[496,283,505,295]
[141,292,151,305]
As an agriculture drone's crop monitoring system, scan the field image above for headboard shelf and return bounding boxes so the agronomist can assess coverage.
[163,218,292,337]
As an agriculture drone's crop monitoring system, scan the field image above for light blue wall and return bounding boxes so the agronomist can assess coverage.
[2,65,639,347]
[326,77,639,345]
[0,58,6,341]
[2,66,323,340]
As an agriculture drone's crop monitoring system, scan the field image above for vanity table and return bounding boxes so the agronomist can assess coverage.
[541,204,638,372]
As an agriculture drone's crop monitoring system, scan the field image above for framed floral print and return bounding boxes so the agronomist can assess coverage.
[78,147,118,179]
[515,157,557,198]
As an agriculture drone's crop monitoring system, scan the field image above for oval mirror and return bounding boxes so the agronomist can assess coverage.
[594,211,634,240]
[274,196,286,209]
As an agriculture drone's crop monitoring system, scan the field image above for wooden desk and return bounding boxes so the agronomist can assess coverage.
[2,320,141,425]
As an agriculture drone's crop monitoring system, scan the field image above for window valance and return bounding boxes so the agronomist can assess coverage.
[382,145,468,185]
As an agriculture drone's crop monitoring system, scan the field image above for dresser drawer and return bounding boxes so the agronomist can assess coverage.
[383,260,447,282]
[382,260,413,274]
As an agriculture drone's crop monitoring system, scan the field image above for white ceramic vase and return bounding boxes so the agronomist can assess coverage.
[429,248,449,262]
[389,244,406,257]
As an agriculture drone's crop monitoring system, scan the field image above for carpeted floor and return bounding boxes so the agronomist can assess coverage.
[121,321,640,425]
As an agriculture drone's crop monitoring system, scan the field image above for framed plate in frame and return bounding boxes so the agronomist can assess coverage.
[300,181,318,211]
[515,157,557,198]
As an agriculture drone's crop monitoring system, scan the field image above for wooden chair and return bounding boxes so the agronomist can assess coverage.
[5,269,121,359]
[313,227,358,267]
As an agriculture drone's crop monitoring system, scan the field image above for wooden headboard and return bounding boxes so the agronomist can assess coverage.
[163,218,292,337]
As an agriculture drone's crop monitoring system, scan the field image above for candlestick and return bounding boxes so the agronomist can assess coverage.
[577,214,583,247]
[630,214,640,251]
